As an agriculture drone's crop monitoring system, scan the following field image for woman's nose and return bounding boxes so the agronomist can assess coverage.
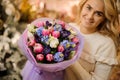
[87,11,94,20]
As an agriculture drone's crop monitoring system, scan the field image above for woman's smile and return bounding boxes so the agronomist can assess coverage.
[79,0,105,33]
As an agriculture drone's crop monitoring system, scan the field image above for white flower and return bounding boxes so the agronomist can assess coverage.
[27,24,36,33]
[65,26,72,31]
[49,36,59,48]
[68,34,75,39]
[65,26,77,35]
[27,31,34,40]
[70,30,77,35]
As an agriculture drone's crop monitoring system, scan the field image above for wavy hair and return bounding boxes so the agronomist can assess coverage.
[75,0,119,48]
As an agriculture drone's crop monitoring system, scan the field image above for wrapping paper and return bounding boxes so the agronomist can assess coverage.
[18,18,84,80]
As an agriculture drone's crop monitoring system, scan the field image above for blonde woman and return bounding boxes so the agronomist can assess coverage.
[64,0,119,80]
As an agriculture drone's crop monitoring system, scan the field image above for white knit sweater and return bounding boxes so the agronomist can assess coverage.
[65,23,118,80]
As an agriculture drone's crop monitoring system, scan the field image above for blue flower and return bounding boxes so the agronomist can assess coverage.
[60,40,69,49]
[54,52,64,62]
[41,36,49,44]
[36,27,44,37]
[54,24,62,31]
[69,42,76,48]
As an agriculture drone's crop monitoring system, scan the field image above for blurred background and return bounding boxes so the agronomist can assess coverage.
[0,0,119,80]
[0,0,79,80]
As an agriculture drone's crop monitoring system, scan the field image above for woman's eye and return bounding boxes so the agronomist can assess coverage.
[86,6,91,10]
[95,12,103,17]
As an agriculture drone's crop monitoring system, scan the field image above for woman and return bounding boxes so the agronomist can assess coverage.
[64,0,119,80]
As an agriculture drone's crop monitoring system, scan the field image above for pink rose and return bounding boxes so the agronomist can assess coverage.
[34,43,43,53]
[52,31,60,38]
[35,22,44,27]
[36,54,44,61]
[58,21,65,28]
[46,54,53,62]
[58,45,64,52]
[27,39,36,46]
[42,29,50,36]
[72,37,79,44]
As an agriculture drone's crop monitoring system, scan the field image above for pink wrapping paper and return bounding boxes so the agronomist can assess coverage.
[18,18,84,80]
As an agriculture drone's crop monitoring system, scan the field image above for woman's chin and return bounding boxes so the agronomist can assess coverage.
[81,22,92,28]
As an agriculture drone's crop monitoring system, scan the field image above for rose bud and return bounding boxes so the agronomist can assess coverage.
[46,54,53,62]
[42,29,50,36]
[36,54,44,61]
[35,22,44,27]
[52,31,60,38]
[48,27,54,33]
[34,43,43,53]
[27,39,36,46]
[58,21,65,28]
[58,45,64,52]
[72,37,79,44]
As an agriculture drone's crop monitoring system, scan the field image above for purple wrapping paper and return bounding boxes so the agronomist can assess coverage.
[21,60,64,80]
[18,18,84,80]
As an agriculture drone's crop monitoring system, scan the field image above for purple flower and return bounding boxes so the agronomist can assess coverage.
[46,21,52,27]
[42,45,51,55]
[63,47,75,59]
[60,29,70,38]
[34,33,41,43]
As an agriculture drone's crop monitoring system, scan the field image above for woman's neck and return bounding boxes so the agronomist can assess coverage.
[79,24,97,34]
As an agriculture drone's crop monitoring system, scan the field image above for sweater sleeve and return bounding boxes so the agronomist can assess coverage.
[94,37,118,65]
[91,38,118,80]
[91,62,112,80]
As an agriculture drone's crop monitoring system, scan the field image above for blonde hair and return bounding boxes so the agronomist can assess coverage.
[76,0,119,48]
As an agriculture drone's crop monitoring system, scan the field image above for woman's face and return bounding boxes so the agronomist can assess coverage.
[80,0,105,33]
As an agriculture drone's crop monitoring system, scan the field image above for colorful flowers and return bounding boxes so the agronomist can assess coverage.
[27,20,79,63]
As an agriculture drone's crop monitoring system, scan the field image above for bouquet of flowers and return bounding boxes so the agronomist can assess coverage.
[18,18,84,80]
